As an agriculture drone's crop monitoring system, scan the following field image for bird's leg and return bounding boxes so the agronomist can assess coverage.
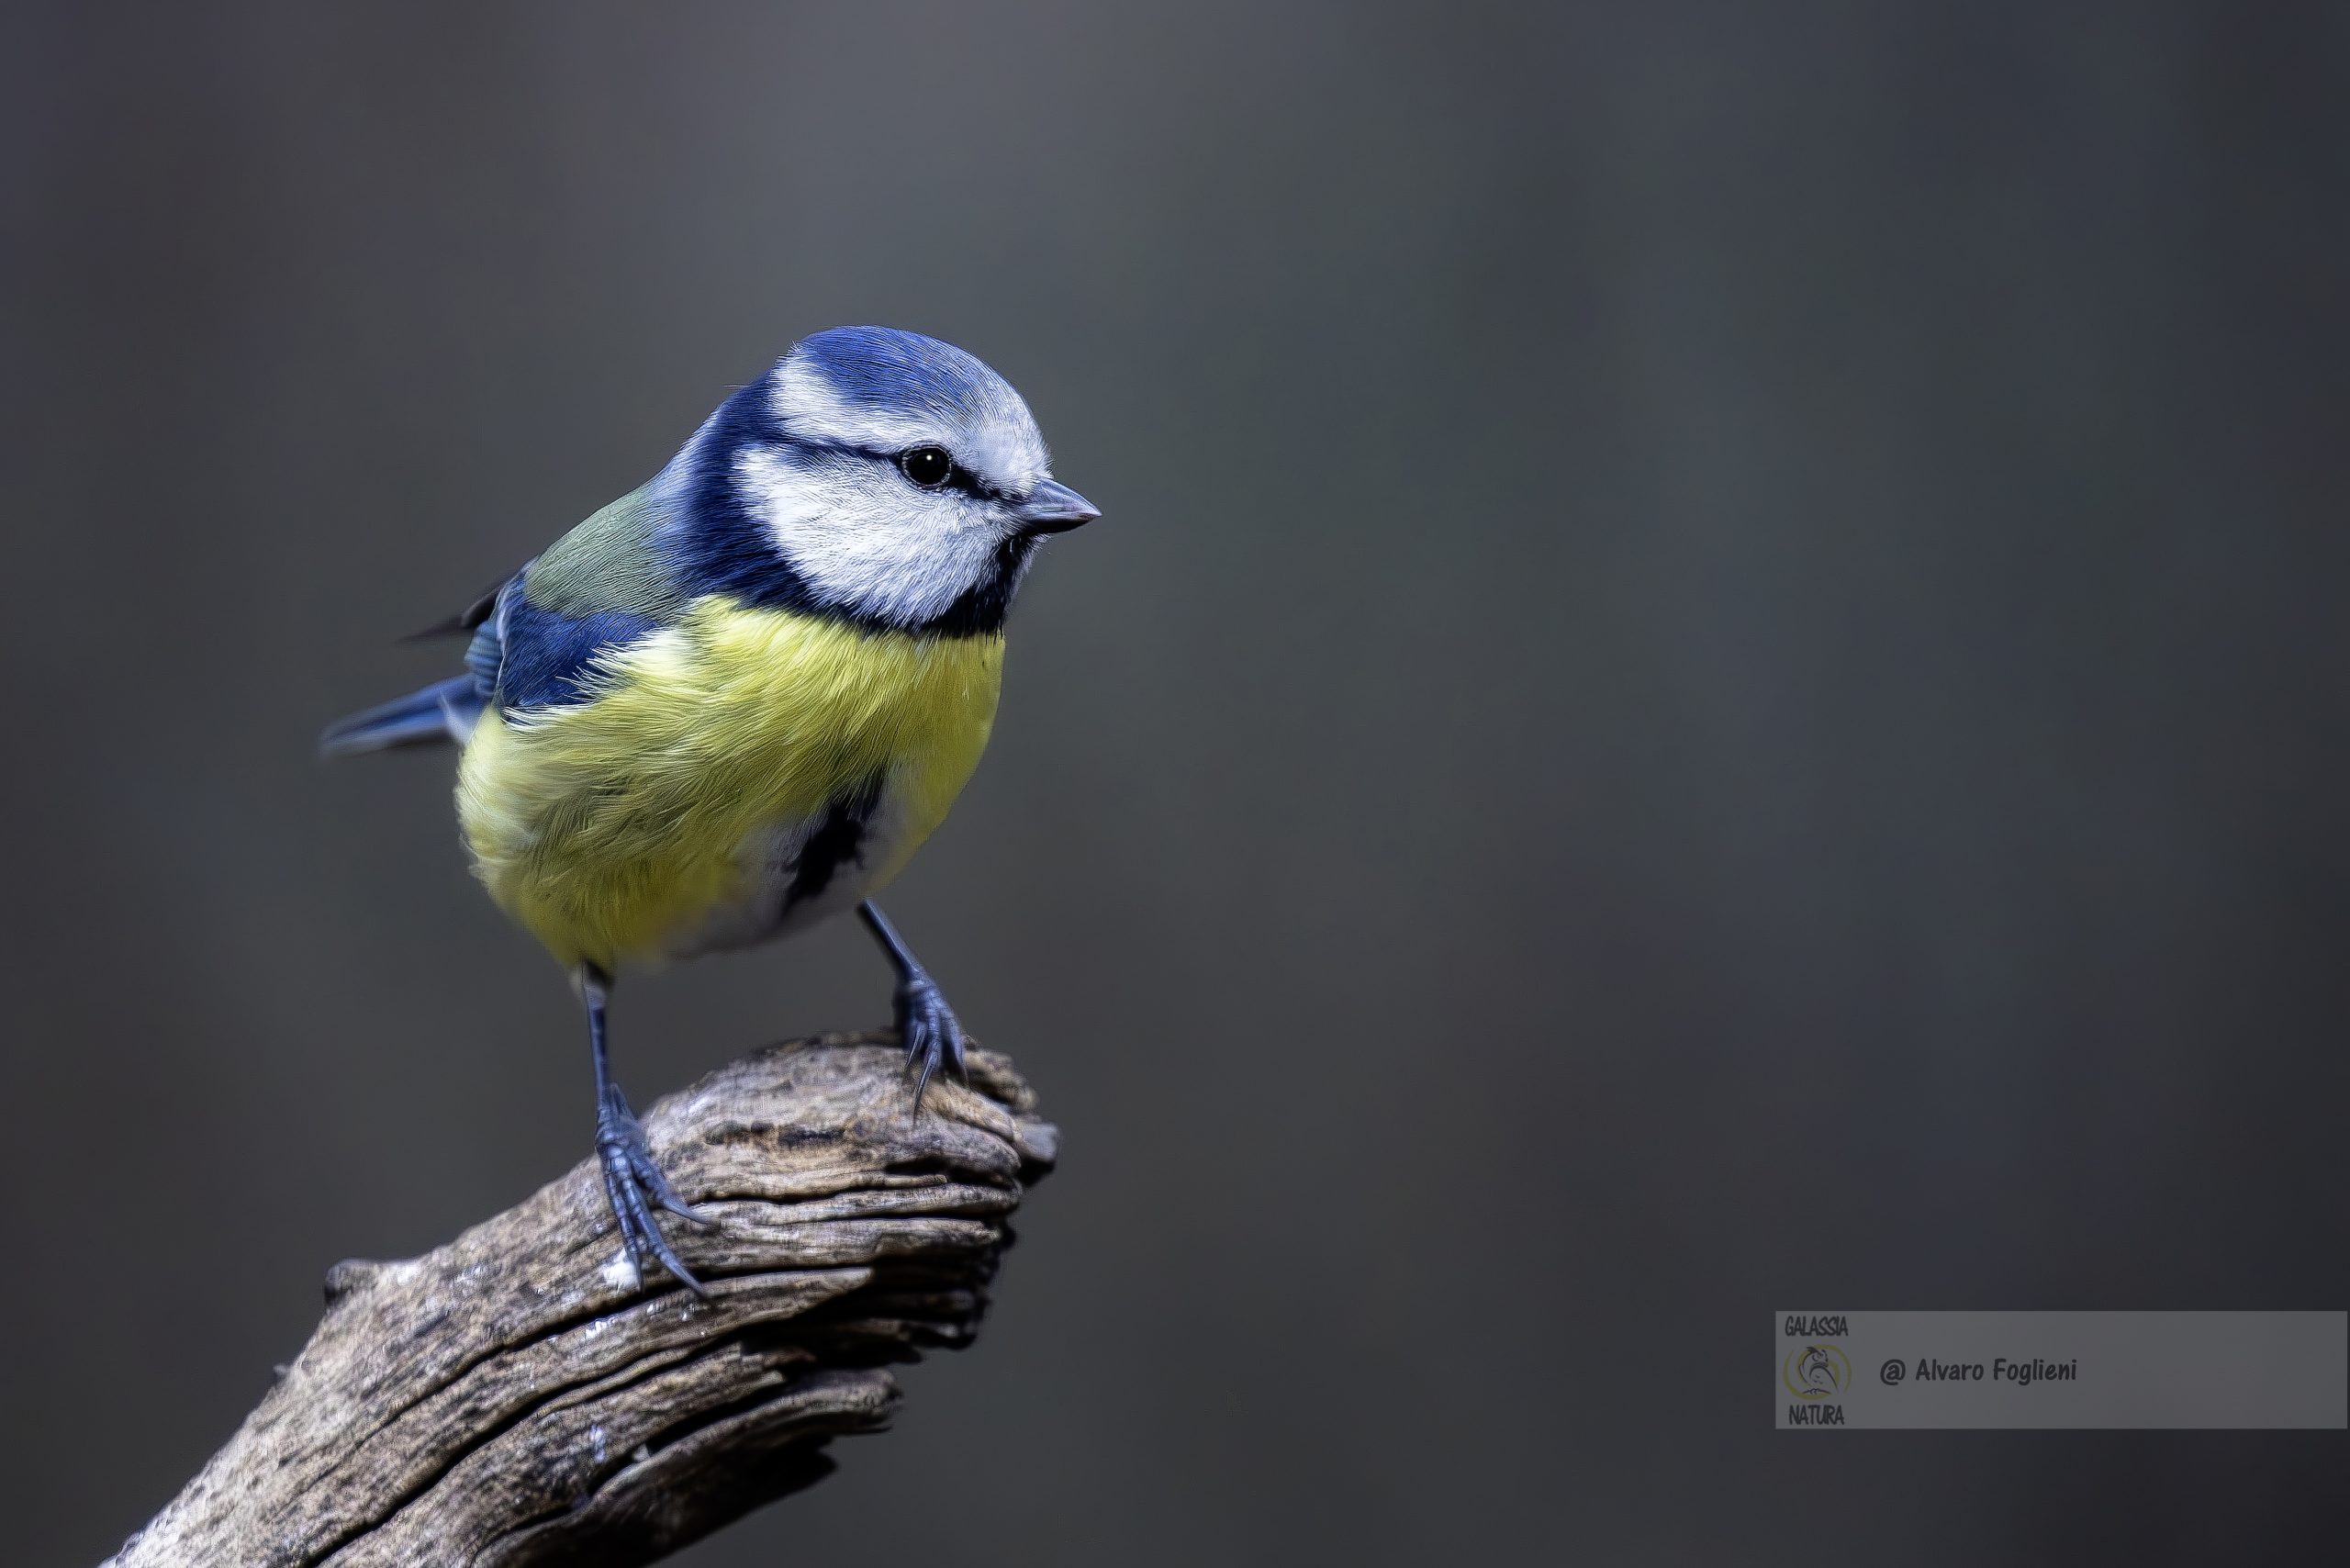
[578,962,711,1297]
[857,902,968,1108]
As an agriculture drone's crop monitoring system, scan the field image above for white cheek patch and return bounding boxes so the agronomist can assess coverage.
[736,447,1004,625]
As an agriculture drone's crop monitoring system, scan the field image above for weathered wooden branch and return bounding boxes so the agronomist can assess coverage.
[106,1033,1057,1568]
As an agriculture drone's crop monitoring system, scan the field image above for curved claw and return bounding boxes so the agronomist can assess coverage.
[896,978,968,1111]
[625,1142,718,1226]
[596,1091,711,1297]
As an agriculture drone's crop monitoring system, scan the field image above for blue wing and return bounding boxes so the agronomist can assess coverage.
[487,585,665,712]
[319,571,669,756]
[321,484,684,755]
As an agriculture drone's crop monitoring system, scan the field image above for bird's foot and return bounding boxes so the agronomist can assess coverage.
[894,972,968,1110]
[595,1086,713,1297]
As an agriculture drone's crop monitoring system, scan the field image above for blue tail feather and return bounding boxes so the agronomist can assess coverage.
[319,676,484,756]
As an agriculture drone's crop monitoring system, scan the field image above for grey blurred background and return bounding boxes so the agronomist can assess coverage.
[5,2,2346,1562]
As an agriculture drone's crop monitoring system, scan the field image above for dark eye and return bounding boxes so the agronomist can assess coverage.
[898,445,954,489]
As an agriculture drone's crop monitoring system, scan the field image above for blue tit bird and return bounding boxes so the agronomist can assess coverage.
[321,326,1097,1295]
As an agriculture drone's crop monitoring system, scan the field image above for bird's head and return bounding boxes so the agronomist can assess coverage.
[672,326,1096,634]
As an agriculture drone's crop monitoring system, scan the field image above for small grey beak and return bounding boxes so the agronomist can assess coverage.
[1011,477,1100,534]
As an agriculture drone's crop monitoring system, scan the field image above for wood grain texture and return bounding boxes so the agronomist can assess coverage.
[106,1033,1057,1568]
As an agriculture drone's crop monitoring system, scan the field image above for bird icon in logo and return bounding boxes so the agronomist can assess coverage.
[1784,1343,1851,1400]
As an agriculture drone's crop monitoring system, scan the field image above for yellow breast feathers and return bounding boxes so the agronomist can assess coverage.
[456,599,1003,969]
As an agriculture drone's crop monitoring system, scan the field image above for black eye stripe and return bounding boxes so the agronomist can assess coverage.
[891,444,997,498]
[778,435,996,498]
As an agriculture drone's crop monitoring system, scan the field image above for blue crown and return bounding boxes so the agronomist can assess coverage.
[791,326,1010,420]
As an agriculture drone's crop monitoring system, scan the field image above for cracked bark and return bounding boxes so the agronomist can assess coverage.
[105,1033,1057,1568]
